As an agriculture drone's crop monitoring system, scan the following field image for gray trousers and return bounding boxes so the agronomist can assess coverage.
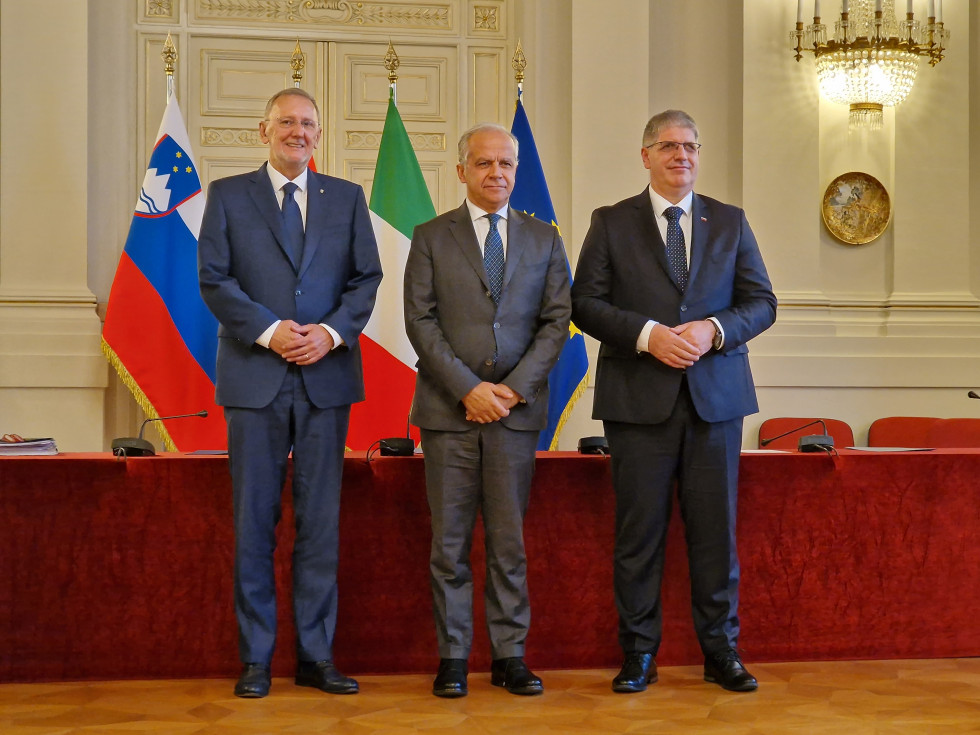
[420,423,539,660]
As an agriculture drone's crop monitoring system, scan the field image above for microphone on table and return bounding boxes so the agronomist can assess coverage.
[760,419,835,453]
[578,436,610,455]
[111,410,209,457]
[378,412,415,457]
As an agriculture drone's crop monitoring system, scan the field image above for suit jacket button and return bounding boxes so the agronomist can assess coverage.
[680,304,687,311]
[295,289,302,296]
[484,359,493,367]
[493,322,500,329]
[486,290,492,298]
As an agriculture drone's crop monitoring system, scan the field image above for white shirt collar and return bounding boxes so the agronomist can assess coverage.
[648,186,693,219]
[266,164,309,193]
[465,199,509,223]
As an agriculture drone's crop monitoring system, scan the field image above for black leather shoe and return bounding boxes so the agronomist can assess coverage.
[490,657,543,695]
[703,649,758,692]
[234,663,271,698]
[432,658,468,698]
[295,660,359,694]
[612,652,657,693]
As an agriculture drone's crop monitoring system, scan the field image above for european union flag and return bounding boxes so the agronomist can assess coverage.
[510,92,589,450]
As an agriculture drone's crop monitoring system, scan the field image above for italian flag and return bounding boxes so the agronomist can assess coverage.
[347,91,436,448]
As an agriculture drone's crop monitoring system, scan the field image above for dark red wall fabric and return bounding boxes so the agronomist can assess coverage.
[2,450,979,682]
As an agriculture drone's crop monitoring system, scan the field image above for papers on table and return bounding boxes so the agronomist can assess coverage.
[844,446,935,452]
[0,436,58,456]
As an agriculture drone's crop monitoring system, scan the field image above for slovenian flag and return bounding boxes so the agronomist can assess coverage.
[510,91,590,450]
[347,89,436,448]
[102,93,225,451]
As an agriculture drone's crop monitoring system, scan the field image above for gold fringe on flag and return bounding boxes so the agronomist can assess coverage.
[101,338,179,452]
[547,369,589,450]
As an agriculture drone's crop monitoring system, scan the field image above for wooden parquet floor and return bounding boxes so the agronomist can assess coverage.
[2,659,980,734]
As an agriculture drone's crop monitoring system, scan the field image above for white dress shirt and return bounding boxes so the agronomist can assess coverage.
[636,187,724,352]
[465,199,509,257]
[255,165,343,350]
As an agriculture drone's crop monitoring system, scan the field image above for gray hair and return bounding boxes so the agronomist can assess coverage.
[264,88,321,124]
[642,109,699,147]
[457,123,520,165]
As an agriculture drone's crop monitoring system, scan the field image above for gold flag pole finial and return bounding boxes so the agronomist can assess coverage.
[161,32,178,100]
[384,40,400,104]
[512,39,527,96]
[290,40,305,88]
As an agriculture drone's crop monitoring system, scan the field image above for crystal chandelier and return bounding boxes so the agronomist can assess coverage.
[791,0,950,129]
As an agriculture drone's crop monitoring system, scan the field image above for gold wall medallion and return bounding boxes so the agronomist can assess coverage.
[821,171,891,245]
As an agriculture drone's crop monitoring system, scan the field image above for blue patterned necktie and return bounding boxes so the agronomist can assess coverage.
[663,205,688,292]
[484,213,504,304]
[281,181,304,267]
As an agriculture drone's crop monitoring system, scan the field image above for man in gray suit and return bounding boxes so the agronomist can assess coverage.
[404,123,571,698]
[572,109,776,694]
[199,88,382,698]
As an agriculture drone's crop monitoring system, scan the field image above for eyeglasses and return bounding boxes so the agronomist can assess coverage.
[646,141,701,154]
[268,117,319,132]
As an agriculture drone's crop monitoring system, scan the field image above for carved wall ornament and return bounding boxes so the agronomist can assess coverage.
[196,1,452,29]
[474,6,498,31]
[346,130,445,151]
[201,127,264,147]
[146,0,175,17]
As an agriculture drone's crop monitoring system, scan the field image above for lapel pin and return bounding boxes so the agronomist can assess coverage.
[700,216,707,222]
[320,189,324,194]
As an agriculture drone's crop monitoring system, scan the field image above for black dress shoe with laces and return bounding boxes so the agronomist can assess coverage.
[612,652,657,693]
[234,663,271,698]
[703,648,758,692]
[295,660,359,694]
[490,657,544,695]
[432,658,468,698]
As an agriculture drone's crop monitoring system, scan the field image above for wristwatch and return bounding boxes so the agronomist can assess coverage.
[710,319,723,351]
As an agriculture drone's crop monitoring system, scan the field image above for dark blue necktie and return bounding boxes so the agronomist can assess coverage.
[663,205,688,292]
[281,181,304,267]
[484,213,504,304]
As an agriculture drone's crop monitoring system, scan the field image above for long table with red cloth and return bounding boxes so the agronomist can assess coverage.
[2,449,978,683]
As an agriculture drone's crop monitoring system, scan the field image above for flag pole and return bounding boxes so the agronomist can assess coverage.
[161,32,177,101]
[384,40,400,105]
[290,40,305,88]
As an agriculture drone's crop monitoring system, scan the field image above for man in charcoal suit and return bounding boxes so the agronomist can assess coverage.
[404,123,570,698]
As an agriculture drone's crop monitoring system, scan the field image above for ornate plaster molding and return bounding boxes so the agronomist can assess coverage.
[346,130,445,151]
[201,128,264,146]
[195,1,452,30]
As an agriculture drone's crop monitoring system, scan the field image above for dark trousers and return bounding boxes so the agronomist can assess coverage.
[604,382,743,656]
[420,423,539,660]
[226,367,350,665]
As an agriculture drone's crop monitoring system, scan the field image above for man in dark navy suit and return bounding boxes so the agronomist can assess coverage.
[572,109,776,694]
[199,88,381,698]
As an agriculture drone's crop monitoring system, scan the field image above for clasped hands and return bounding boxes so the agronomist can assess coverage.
[270,320,334,366]
[463,382,522,424]
[648,320,715,369]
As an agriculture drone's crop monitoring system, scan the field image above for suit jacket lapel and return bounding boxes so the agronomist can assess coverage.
[298,170,324,278]
[448,202,491,290]
[502,207,526,290]
[688,194,709,289]
[634,191,677,291]
[248,162,293,264]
